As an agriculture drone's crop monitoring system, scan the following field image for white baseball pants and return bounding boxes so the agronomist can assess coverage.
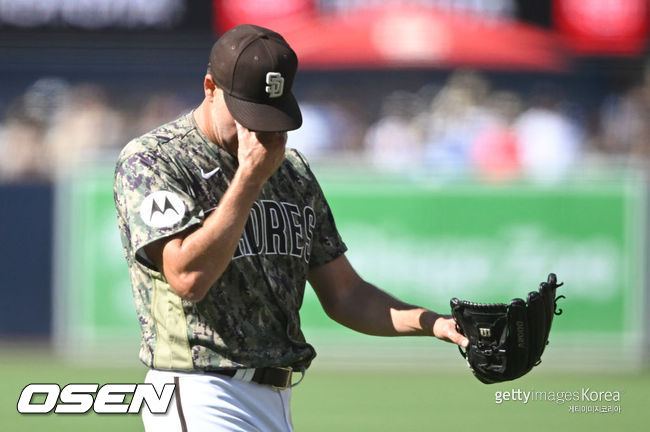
[142,369,293,432]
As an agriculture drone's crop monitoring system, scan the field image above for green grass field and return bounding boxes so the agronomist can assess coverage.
[2,351,648,431]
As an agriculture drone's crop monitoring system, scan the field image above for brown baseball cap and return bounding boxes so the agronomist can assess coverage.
[208,24,302,132]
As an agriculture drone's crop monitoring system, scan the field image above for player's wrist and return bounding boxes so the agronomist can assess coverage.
[233,165,269,191]
[418,310,441,337]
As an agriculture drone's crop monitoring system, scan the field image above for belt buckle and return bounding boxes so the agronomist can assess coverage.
[272,367,293,390]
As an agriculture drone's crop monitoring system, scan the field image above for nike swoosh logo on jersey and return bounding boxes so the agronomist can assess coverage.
[200,167,221,179]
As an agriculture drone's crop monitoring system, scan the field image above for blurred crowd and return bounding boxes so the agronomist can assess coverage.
[362,72,583,182]
[1,67,649,183]
[301,68,650,182]
[0,78,187,182]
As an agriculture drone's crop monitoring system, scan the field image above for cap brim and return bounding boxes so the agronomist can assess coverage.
[223,92,302,132]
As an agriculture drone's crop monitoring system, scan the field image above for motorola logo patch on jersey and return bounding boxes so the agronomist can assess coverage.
[140,191,185,228]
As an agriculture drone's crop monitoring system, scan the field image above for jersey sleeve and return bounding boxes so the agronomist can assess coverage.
[308,187,347,268]
[289,150,347,268]
[114,150,204,268]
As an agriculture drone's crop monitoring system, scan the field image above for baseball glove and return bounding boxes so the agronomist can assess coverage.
[450,273,564,384]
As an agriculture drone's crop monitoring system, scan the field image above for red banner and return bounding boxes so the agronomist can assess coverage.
[553,0,649,55]
[212,2,566,71]
[213,0,315,33]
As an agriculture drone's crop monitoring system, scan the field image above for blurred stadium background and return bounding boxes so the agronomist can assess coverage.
[1,0,649,430]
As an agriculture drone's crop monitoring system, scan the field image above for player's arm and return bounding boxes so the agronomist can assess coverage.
[144,123,286,302]
[308,254,468,347]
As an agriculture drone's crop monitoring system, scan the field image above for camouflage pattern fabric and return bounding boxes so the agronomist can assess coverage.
[114,112,347,372]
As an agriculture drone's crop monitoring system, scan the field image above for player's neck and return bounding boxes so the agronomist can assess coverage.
[194,99,239,156]
[193,101,215,141]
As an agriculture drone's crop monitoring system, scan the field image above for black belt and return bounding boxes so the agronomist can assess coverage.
[208,367,293,389]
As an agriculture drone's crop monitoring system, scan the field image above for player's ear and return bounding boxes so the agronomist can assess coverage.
[203,74,217,99]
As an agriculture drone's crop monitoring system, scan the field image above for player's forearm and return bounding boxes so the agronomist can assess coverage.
[326,279,439,337]
[310,255,468,345]
[341,284,468,347]
[163,169,264,301]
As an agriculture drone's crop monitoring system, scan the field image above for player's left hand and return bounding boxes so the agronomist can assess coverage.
[433,316,469,348]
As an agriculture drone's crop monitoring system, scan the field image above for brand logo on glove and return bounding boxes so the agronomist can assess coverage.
[516,320,526,348]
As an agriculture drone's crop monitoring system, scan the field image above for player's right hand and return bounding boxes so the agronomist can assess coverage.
[235,121,287,186]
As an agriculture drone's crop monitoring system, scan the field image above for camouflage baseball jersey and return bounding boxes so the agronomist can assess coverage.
[113,112,347,372]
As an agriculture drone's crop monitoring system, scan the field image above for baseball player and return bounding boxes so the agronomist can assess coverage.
[113,24,468,432]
